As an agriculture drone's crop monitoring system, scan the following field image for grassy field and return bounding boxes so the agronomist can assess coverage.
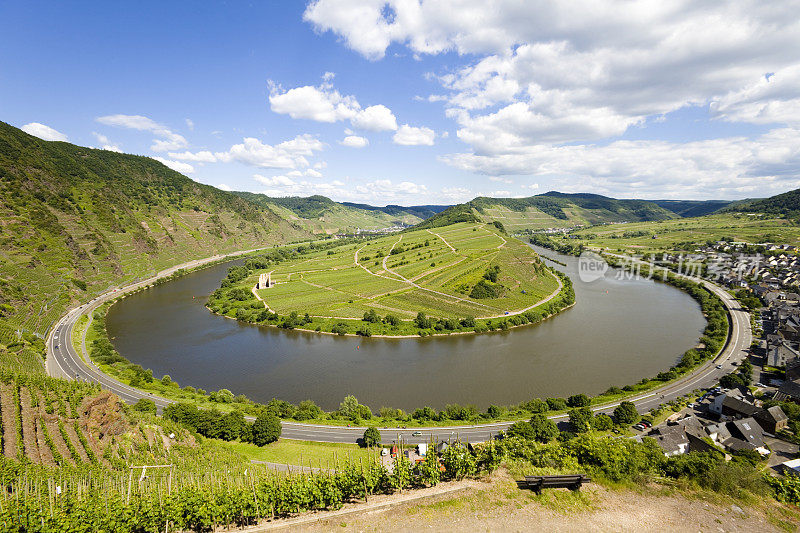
[254,222,558,320]
[568,214,800,254]
[219,438,379,468]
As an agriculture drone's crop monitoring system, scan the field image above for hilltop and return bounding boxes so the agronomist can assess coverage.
[233,191,448,234]
[0,121,308,369]
[414,192,681,232]
[722,188,800,217]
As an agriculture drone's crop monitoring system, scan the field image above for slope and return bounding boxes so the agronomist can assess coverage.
[415,192,678,233]
[722,187,800,217]
[234,191,448,234]
[0,121,309,364]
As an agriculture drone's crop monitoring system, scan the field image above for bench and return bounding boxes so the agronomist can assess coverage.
[521,474,592,493]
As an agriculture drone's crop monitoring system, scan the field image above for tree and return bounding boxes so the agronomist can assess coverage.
[592,413,614,431]
[362,426,381,448]
[567,394,591,407]
[132,398,156,415]
[487,405,502,419]
[506,421,535,440]
[568,407,593,433]
[546,397,568,411]
[339,395,360,419]
[383,314,400,326]
[251,412,281,446]
[613,401,639,425]
[294,399,322,420]
[363,309,381,323]
[415,312,431,329]
[528,414,559,442]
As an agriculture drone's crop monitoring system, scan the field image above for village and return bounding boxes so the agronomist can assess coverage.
[624,240,800,474]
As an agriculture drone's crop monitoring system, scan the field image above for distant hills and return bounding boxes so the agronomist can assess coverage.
[722,189,800,217]
[234,192,448,234]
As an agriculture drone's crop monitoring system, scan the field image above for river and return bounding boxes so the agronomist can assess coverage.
[105,245,705,411]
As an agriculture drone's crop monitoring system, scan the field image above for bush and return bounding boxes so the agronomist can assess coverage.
[613,401,639,425]
[132,398,157,415]
[568,407,593,433]
[567,394,591,407]
[506,421,535,440]
[528,414,559,442]
[251,413,281,446]
[546,398,567,411]
[362,426,381,448]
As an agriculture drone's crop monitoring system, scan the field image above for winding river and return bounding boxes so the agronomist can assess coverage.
[106,245,705,411]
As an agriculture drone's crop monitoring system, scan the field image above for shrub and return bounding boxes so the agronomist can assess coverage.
[132,399,157,415]
[613,401,639,425]
[251,413,281,446]
[362,426,381,448]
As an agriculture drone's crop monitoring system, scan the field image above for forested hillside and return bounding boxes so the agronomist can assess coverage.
[0,121,308,369]
[415,192,678,232]
[234,191,447,234]
[723,188,800,218]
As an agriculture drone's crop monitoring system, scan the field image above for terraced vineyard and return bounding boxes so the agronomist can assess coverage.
[259,222,558,320]
[0,373,185,467]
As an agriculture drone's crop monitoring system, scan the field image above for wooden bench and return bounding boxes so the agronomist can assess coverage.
[521,474,592,493]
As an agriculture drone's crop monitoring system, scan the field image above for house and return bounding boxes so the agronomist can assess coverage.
[651,425,690,456]
[767,340,800,367]
[754,405,788,434]
[727,418,768,454]
[774,380,800,403]
[710,388,759,417]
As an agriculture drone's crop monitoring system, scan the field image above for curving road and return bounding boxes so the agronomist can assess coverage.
[47,249,751,445]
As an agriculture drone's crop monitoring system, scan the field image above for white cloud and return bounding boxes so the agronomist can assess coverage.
[304,168,324,178]
[351,104,398,131]
[441,187,474,202]
[152,156,195,174]
[354,179,427,198]
[168,150,217,163]
[185,118,194,130]
[340,135,369,148]
[92,132,121,152]
[216,134,324,169]
[269,79,398,131]
[522,183,540,190]
[96,114,188,152]
[489,176,512,184]
[306,1,800,151]
[254,174,297,187]
[252,174,428,203]
[21,122,68,141]
[442,127,800,199]
[217,183,232,191]
[393,124,435,146]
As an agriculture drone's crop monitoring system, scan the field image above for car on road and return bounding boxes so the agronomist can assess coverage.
[640,421,652,428]
[715,364,723,369]
[412,431,422,437]
[632,424,645,431]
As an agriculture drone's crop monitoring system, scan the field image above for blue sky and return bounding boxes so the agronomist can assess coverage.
[2,1,799,205]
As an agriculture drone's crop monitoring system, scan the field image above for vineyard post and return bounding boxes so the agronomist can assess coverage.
[126,469,132,504]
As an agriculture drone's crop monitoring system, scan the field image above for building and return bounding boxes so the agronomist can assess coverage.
[767,340,800,368]
[754,405,788,434]
[774,380,800,403]
[256,272,272,289]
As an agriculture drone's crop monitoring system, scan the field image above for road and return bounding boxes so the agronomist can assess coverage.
[47,249,751,446]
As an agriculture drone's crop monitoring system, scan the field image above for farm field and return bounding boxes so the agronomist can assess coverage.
[256,222,559,320]
[567,214,800,255]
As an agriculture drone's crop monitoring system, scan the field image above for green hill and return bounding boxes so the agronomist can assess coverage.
[651,199,732,218]
[233,191,447,234]
[722,188,800,217]
[416,192,678,233]
[0,121,308,367]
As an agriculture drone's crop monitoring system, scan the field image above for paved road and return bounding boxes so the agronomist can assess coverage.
[47,249,751,445]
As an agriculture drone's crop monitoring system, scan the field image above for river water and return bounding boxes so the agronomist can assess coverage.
[106,245,705,411]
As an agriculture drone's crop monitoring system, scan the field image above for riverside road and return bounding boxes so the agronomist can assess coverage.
[46,250,751,445]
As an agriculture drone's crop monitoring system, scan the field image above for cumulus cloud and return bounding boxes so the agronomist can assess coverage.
[168,150,217,162]
[215,134,324,169]
[217,183,232,191]
[306,0,800,163]
[340,135,369,148]
[393,124,435,146]
[21,122,68,141]
[252,173,428,203]
[152,156,195,174]
[442,127,800,199]
[92,132,121,152]
[440,187,474,202]
[96,114,188,152]
[269,79,398,131]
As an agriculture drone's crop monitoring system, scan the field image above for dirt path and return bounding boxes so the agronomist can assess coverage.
[282,471,797,532]
[0,383,18,458]
[19,388,41,463]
